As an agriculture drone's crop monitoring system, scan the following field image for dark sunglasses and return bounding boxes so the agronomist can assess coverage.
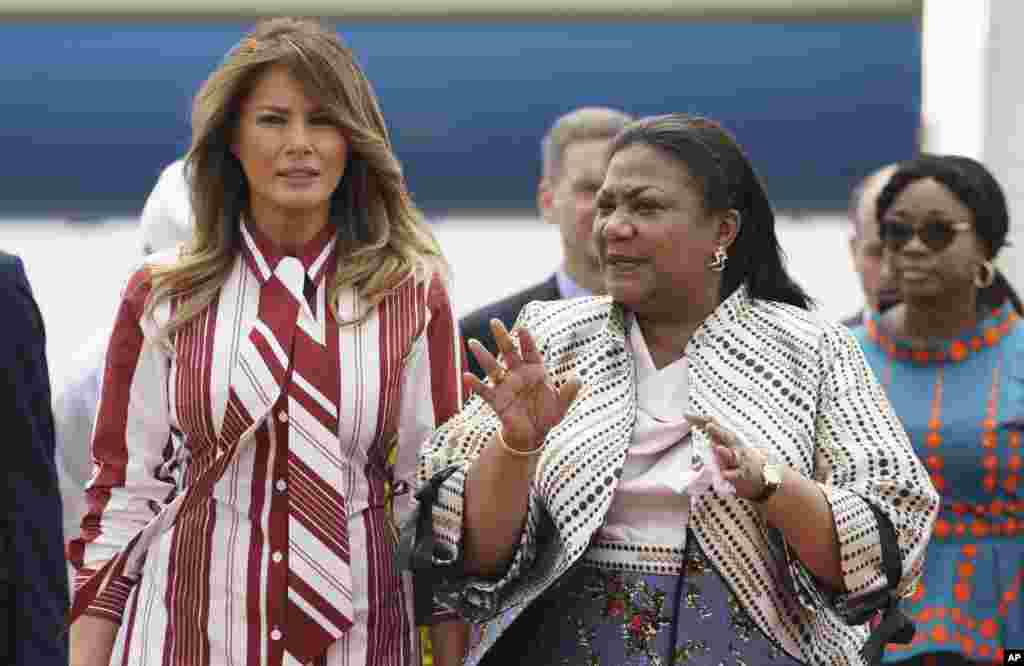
[878,220,972,252]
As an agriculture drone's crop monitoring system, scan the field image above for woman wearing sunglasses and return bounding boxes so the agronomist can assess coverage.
[851,154,1024,665]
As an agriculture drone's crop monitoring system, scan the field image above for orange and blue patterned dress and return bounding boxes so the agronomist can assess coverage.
[853,302,1024,665]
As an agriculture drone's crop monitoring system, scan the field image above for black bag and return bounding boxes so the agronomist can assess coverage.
[859,504,916,665]
[394,465,460,624]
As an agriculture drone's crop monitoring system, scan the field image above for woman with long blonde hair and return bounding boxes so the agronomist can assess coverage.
[68,17,466,666]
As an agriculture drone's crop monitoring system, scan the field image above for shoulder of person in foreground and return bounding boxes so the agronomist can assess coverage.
[750,297,870,355]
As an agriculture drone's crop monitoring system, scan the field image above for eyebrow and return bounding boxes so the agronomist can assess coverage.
[886,207,959,219]
[597,185,656,200]
[254,105,327,115]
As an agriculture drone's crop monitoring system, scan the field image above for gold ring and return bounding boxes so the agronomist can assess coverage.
[492,366,509,385]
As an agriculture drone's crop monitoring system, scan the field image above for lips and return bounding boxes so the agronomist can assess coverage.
[605,254,645,267]
[877,288,901,305]
[278,167,320,178]
[899,267,932,282]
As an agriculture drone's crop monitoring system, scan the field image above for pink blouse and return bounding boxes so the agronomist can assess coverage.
[597,318,732,551]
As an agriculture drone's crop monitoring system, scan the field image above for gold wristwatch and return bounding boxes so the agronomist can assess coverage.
[753,460,783,503]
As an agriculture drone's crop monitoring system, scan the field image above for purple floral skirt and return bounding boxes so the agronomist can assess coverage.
[480,531,804,666]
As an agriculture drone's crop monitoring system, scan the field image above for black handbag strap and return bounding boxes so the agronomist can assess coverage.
[394,465,460,624]
[859,503,915,665]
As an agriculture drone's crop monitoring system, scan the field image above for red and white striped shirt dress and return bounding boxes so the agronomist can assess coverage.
[68,221,463,666]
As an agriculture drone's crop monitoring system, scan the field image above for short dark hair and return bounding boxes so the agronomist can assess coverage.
[876,154,1020,313]
[607,113,811,309]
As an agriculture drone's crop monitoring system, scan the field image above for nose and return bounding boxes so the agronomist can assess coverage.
[598,209,636,242]
[580,192,598,218]
[899,229,931,255]
[285,119,313,155]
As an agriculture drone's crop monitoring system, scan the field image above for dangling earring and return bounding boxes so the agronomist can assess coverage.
[708,246,728,272]
[975,260,996,288]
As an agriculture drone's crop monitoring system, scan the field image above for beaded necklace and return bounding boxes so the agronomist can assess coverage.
[860,301,1019,504]
[864,303,1018,365]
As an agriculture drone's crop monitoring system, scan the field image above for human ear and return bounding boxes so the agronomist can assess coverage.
[538,181,555,223]
[716,209,741,249]
[848,235,862,265]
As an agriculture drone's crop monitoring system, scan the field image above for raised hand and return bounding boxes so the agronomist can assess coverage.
[465,319,580,453]
[685,413,768,500]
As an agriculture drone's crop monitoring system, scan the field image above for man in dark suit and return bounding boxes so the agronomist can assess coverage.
[460,107,633,377]
[1,251,69,664]
[841,164,900,328]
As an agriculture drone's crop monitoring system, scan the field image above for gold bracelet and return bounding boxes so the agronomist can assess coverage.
[496,428,544,457]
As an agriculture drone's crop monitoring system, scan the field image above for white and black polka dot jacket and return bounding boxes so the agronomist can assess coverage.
[419,286,939,665]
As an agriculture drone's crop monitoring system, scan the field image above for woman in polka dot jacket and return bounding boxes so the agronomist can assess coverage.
[413,115,940,666]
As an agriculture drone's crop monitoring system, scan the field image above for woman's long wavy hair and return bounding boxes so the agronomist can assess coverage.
[875,154,1021,314]
[607,114,811,309]
[145,17,446,344]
